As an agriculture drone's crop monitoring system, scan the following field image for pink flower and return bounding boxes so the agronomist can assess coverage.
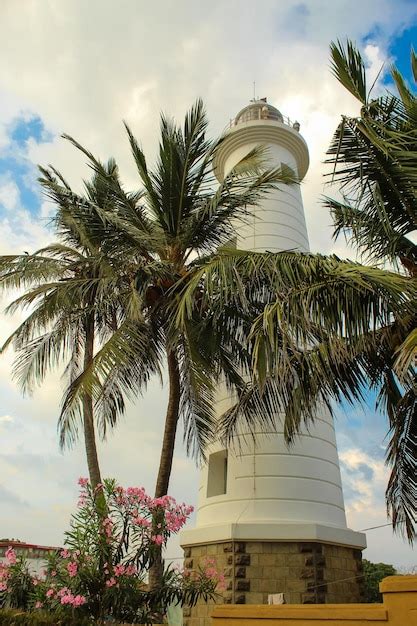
[60,549,70,559]
[125,564,137,576]
[78,477,89,487]
[0,582,8,591]
[205,566,217,578]
[73,594,86,606]
[59,590,86,606]
[51,570,57,577]
[35,601,43,609]
[57,587,69,597]
[33,578,39,586]
[133,516,151,528]
[114,564,125,577]
[151,534,164,546]
[67,561,78,577]
[46,588,55,598]
[152,497,166,507]
[102,517,113,536]
[127,486,145,499]
[106,577,117,587]
[5,547,16,564]
[60,593,73,605]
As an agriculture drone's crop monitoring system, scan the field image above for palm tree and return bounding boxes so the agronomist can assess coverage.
[323,40,417,540]
[239,41,417,540]
[0,161,149,491]
[53,101,298,502]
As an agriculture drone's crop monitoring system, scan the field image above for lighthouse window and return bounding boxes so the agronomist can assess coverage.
[207,449,228,497]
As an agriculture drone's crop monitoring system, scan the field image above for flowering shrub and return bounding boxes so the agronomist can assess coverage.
[183,557,226,593]
[0,548,34,611]
[1,478,221,623]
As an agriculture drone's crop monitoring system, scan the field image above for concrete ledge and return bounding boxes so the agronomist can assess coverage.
[210,576,417,626]
[181,522,366,550]
[380,575,417,593]
[213,120,310,182]
[212,604,388,621]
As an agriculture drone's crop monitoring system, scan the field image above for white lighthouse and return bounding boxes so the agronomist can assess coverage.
[181,100,366,622]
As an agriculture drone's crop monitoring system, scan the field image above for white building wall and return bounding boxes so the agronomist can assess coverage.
[0,556,48,576]
[223,142,309,252]
[182,113,365,550]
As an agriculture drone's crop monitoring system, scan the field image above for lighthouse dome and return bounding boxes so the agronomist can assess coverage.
[234,98,284,125]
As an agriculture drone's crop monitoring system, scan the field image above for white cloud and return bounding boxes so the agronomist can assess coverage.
[1,0,414,252]
[335,401,416,567]
[339,445,416,567]
[363,43,393,97]
[0,173,20,211]
[340,447,386,513]
[0,414,13,423]
[0,209,51,254]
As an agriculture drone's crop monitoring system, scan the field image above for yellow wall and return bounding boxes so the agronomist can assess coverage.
[211,576,417,626]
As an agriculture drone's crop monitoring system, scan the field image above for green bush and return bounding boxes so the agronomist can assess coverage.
[363,560,397,602]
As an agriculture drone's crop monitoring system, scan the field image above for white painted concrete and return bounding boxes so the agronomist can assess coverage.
[181,102,365,550]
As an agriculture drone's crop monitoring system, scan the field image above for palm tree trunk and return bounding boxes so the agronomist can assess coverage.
[149,349,181,591]
[82,314,102,490]
[155,350,181,497]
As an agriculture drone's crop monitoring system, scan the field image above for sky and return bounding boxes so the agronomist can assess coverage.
[0,0,416,570]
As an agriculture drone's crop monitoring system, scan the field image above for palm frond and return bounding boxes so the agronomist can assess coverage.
[176,250,414,344]
[385,385,417,541]
[177,331,216,461]
[58,319,163,447]
[325,196,417,265]
[330,39,368,104]
[123,123,162,221]
[394,328,417,379]
[327,41,417,541]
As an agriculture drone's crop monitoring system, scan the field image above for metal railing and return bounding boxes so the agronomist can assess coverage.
[224,114,299,132]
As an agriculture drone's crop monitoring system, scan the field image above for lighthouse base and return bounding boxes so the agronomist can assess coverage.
[180,534,366,626]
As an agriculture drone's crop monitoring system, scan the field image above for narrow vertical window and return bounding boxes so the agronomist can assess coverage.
[207,450,228,497]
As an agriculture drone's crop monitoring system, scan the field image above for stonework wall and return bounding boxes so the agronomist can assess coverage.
[182,541,363,626]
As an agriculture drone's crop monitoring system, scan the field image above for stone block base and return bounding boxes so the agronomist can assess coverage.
[182,540,364,626]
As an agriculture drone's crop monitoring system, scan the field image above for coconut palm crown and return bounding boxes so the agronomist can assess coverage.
[309,40,417,540]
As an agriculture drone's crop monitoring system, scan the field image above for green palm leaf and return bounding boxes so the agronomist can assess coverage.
[326,39,417,540]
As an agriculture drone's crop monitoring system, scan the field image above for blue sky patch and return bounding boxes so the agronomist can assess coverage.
[10,115,53,148]
[389,22,417,83]
[0,114,54,216]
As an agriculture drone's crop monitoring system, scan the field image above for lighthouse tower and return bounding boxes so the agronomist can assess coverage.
[180,100,366,622]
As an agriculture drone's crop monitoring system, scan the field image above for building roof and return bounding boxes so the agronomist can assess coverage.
[0,540,60,553]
